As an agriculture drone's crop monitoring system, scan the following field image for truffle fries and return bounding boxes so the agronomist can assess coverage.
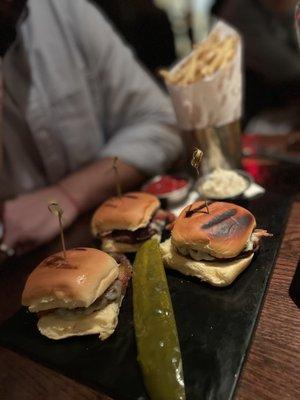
[160,31,238,86]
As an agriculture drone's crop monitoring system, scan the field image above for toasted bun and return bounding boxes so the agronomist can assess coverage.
[38,299,121,340]
[101,234,161,253]
[160,239,254,287]
[101,238,142,253]
[171,201,256,259]
[91,192,160,235]
[22,248,119,312]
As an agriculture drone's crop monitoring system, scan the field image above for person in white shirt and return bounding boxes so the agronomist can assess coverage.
[0,0,182,254]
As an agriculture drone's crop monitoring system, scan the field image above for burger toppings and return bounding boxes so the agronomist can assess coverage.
[99,209,174,245]
[106,226,157,244]
[244,229,273,252]
[169,201,272,264]
[46,254,132,319]
[54,280,122,318]
[177,246,215,261]
[175,228,272,262]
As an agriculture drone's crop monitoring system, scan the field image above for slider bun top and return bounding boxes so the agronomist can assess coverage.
[22,248,119,313]
[171,201,256,259]
[91,192,160,235]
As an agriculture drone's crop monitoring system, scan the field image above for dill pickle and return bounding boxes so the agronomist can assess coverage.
[133,239,185,400]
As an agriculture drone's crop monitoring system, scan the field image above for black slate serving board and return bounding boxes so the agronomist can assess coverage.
[0,193,292,400]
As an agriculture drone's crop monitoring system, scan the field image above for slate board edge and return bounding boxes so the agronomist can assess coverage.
[230,196,292,400]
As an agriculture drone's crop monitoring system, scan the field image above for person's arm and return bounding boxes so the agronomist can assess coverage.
[3,0,182,254]
[68,0,182,176]
[58,157,145,213]
[3,157,144,254]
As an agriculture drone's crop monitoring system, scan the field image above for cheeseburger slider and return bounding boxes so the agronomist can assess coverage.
[91,192,174,253]
[160,201,271,287]
[22,248,132,340]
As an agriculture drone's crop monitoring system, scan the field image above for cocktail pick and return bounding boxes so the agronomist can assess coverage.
[112,157,122,198]
[48,202,67,260]
[191,148,203,175]
[191,147,210,214]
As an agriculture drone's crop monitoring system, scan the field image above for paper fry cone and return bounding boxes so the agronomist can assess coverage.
[164,21,242,131]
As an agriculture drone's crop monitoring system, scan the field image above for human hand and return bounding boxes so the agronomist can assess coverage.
[3,185,79,255]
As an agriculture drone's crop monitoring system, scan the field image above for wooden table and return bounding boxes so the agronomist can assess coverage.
[237,133,300,400]
[0,134,299,400]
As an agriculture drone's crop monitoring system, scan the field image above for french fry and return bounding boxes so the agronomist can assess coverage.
[186,55,197,81]
[159,32,238,86]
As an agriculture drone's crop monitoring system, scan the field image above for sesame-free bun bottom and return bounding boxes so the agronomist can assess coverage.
[160,239,254,287]
[38,299,121,340]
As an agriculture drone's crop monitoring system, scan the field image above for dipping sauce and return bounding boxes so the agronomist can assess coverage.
[144,175,188,196]
[200,168,248,199]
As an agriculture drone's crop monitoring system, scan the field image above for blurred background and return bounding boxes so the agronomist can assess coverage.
[94,0,300,134]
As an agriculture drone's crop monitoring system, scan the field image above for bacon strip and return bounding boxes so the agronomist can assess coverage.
[100,209,174,243]
[37,255,132,319]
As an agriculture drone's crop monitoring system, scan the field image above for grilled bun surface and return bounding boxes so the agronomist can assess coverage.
[160,239,254,287]
[171,201,256,259]
[91,192,160,235]
[22,248,119,312]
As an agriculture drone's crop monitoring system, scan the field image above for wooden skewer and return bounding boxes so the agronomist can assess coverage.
[48,202,67,260]
[112,157,122,198]
[191,147,210,214]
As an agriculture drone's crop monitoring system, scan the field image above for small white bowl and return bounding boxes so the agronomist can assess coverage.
[196,169,253,201]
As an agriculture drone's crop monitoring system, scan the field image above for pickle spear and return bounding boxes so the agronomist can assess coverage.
[133,239,186,400]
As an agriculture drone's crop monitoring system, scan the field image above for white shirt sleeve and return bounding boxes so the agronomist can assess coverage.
[68,0,182,176]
